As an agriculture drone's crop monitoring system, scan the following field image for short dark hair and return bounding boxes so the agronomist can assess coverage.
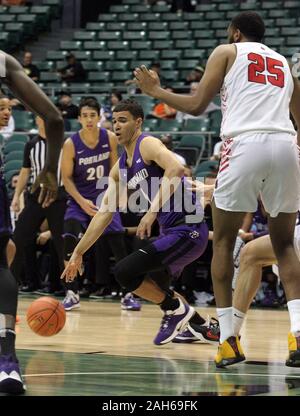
[231,11,265,42]
[113,99,144,120]
[79,96,101,115]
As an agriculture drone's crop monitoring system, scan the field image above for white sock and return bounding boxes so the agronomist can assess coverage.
[216,307,233,343]
[232,307,246,336]
[287,299,300,336]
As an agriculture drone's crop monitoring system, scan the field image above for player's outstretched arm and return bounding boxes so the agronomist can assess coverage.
[134,45,232,116]
[4,53,64,206]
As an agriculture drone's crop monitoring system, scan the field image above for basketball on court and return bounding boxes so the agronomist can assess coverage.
[26,297,66,337]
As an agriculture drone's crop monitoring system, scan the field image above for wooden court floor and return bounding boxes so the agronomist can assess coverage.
[9,295,300,396]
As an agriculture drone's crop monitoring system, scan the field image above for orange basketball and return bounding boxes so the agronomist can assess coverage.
[26,297,66,337]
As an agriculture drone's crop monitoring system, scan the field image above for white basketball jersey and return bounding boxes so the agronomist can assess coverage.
[220,42,295,139]
[0,51,5,78]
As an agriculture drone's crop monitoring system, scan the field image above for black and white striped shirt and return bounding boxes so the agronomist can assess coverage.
[23,135,63,189]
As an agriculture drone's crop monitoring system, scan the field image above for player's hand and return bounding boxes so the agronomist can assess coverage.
[31,168,58,208]
[61,251,83,282]
[11,195,20,213]
[186,178,204,192]
[133,65,161,96]
[136,211,157,240]
[186,178,215,193]
[80,198,98,217]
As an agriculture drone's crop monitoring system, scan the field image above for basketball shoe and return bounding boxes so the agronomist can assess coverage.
[153,298,194,345]
[62,290,80,311]
[0,355,26,394]
[121,293,141,311]
[286,332,300,367]
[215,336,245,368]
[173,317,220,344]
[172,327,199,343]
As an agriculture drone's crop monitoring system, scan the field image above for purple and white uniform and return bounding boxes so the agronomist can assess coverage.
[64,128,123,233]
[119,133,208,278]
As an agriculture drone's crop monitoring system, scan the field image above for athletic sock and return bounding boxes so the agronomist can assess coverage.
[217,307,234,343]
[160,295,180,311]
[232,307,246,336]
[65,281,79,295]
[287,299,300,337]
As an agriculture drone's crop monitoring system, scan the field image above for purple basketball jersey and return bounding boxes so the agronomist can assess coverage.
[119,133,203,228]
[70,128,111,204]
[65,128,123,233]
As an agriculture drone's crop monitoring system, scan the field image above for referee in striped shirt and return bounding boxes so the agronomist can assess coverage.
[11,116,66,292]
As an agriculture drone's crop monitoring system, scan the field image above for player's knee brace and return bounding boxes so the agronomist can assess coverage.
[63,234,79,262]
[114,258,144,292]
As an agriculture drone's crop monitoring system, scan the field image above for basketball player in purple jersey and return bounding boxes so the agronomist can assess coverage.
[61,97,139,311]
[0,52,64,394]
[62,99,220,345]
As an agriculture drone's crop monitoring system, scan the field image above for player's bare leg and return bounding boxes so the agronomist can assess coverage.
[232,235,276,336]
[211,199,246,367]
[234,235,276,313]
[211,200,245,311]
[268,213,300,366]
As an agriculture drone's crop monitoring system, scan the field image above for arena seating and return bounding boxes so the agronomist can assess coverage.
[0,1,62,50]
[2,0,300,181]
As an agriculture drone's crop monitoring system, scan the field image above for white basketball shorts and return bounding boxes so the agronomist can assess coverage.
[213,132,300,217]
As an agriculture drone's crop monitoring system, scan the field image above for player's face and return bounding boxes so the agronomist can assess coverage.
[112,111,142,145]
[79,106,100,131]
[0,98,12,128]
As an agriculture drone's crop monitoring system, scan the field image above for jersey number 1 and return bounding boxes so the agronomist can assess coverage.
[248,52,284,88]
